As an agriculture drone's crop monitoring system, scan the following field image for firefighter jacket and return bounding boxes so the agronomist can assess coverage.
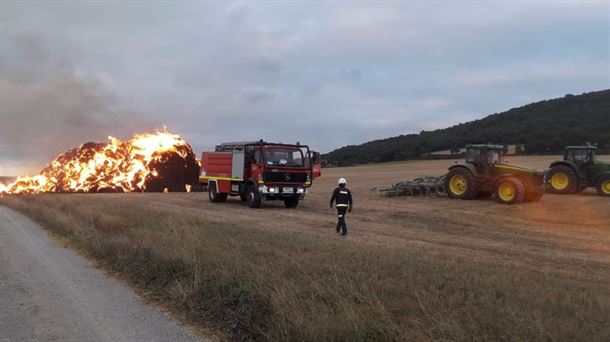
[330,187,353,208]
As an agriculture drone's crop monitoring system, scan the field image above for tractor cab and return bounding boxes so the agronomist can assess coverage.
[564,146,596,181]
[465,144,504,175]
[564,146,596,165]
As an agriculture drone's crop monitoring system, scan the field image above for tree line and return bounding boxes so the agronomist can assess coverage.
[324,89,610,166]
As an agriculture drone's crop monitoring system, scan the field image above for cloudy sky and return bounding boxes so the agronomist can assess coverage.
[1,1,608,176]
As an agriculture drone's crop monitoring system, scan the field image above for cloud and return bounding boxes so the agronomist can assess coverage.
[453,63,606,87]
[0,1,608,175]
[0,30,159,175]
[0,73,159,175]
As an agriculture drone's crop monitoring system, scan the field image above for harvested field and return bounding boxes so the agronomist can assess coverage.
[2,156,609,341]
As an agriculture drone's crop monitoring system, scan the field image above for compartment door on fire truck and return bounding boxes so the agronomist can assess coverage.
[232,151,245,180]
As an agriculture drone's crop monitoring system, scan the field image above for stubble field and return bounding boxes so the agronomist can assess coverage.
[2,156,609,341]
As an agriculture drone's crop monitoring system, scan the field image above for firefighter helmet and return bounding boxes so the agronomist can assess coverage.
[338,177,347,185]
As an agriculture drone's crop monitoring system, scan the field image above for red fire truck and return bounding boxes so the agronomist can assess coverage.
[200,140,321,208]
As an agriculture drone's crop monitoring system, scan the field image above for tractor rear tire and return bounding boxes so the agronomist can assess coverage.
[247,185,262,208]
[595,175,610,197]
[283,196,300,208]
[445,168,478,200]
[494,177,525,204]
[209,183,228,203]
[548,166,578,194]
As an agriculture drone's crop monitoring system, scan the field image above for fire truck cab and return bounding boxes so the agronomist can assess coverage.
[200,140,321,208]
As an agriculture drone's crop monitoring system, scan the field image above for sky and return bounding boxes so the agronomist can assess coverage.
[1,1,609,176]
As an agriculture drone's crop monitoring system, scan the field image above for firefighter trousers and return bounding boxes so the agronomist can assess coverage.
[336,207,348,235]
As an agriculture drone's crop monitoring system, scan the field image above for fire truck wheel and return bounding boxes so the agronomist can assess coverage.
[247,185,262,208]
[208,183,228,203]
[283,196,300,208]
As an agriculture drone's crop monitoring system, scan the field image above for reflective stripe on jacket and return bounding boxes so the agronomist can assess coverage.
[330,187,353,207]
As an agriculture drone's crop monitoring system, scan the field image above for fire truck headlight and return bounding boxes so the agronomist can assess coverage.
[297,188,305,194]
[269,187,277,193]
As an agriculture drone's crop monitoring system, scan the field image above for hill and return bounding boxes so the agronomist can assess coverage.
[324,89,610,166]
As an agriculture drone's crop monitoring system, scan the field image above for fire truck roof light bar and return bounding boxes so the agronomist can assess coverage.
[215,141,309,152]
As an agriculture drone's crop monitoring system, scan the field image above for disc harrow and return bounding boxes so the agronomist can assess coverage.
[380,176,446,197]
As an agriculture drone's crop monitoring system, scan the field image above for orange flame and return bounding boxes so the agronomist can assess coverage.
[1,131,197,194]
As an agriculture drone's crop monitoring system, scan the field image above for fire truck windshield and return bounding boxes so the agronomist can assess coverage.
[265,149,304,167]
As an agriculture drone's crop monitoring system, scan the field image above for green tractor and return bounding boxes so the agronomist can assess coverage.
[547,146,610,197]
[445,144,546,204]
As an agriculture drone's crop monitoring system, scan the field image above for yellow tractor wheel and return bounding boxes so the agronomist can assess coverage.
[494,177,525,204]
[550,172,569,190]
[445,168,477,199]
[449,174,467,195]
[547,166,578,194]
[596,176,610,197]
[498,182,515,202]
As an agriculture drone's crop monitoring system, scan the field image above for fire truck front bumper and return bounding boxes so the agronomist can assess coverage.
[258,185,307,196]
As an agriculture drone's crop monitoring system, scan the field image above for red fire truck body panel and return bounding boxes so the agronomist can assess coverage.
[201,152,233,179]
[215,178,231,193]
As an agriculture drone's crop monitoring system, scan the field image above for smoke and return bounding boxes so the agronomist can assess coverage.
[0,33,158,176]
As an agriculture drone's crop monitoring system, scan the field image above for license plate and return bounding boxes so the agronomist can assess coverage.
[283,187,294,194]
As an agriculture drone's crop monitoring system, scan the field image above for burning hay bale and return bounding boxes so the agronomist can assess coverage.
[379,176,446,197]
[0,131,199,194]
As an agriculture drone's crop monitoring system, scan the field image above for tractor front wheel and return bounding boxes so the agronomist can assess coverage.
[548,166,578,194]
[595,175,610,197]
[445,169,478,200]
[494,177,525,204]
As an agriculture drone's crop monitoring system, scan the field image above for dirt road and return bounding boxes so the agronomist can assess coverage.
[0,206,206,342]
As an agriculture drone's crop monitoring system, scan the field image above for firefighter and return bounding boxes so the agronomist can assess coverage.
[329,177,352,236]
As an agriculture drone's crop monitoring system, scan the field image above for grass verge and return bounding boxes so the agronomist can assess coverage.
[2,194,609,341]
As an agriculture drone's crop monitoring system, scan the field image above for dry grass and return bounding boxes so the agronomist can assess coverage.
[2,191,609,341]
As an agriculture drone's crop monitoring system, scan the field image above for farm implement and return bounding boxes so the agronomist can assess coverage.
[380,176,446,197]
[381,144,546,204]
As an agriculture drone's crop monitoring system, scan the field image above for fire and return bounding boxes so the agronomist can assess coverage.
[1,131,200,194]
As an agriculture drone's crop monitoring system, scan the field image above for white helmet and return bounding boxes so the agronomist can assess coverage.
[338,177,347,185]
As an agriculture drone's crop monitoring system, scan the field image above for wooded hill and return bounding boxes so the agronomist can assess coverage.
[324,89,610,166]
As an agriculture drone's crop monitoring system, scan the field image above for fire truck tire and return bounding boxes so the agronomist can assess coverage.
[247,185,262,208]
[283,196,300,208]
[208,183,228,203]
